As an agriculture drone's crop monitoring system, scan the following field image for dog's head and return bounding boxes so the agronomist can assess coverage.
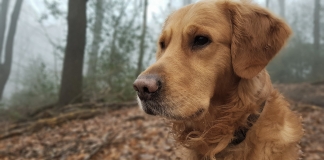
[133,0,291,120]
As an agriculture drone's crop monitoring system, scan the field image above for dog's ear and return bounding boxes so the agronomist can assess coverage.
[226,2,291,79]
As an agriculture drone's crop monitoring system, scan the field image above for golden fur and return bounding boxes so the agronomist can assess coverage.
[135,0,303,159]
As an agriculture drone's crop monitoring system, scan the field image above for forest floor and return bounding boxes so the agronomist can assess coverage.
[0,83,323,160]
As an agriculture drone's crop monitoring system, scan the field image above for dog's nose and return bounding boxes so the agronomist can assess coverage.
[133,75,161,100]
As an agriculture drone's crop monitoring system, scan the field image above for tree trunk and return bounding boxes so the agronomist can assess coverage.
[135,0,148,77]
[312,0,321,80]
[58,0,87,106]
[0,0,23,100]
[266,0,270,8]
[183,0,193,6]
[278,0,285,18]
[87,0,104,79]
[0,0,10,62]
[314,0,320,52]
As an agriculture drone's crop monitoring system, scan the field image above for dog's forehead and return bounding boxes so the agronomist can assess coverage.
[163,1,229,32]
[159,1,232,45]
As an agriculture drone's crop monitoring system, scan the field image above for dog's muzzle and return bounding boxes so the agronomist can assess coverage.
[133,74,162,115]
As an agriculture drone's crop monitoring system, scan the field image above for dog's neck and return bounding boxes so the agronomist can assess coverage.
[230,100,266,145]
[227,70,272,146]
[171,70,273,158]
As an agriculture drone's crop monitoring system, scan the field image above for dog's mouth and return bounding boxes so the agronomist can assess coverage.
[138,97,205,120]
[139,99,163,116]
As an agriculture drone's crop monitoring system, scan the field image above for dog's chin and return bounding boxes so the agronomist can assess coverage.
[164,108,206,121]
[141,103,157,116]
[137,97,206,120]
[171,108,206,121]
[137,97,161,116]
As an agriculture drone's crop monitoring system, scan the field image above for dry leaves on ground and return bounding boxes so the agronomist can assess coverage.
[0,103,323,160]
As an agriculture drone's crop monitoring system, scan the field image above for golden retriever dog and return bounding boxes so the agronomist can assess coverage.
[133,0,303,159]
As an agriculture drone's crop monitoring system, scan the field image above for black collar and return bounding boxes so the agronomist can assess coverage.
[230,101,266,145]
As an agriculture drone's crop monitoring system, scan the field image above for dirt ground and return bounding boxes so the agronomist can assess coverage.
[0,84,323,160]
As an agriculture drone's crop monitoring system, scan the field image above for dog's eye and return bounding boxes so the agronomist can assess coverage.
[193,36,210,48]
[160,42,165,49]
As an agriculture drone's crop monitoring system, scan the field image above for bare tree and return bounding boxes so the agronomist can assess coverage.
[0,0,10,62]
[278,0,285,18]
[58,0,87,105]
[87,0,104,80]
[183,0,193,6]
[312,0,321,80]
[314,0,320,52]
[0,0,23,100]
[135,0,148,77]
[266,0,270,8]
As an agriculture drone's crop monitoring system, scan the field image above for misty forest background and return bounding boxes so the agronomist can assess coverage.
[0,0,323,120]
[0,1,323,159]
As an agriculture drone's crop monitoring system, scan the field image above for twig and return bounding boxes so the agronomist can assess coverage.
[84,131,119,160]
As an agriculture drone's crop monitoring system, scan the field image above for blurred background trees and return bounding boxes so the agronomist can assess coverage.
[266,0,323,83]
[0,0,23,100]
[0,0,322,117]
